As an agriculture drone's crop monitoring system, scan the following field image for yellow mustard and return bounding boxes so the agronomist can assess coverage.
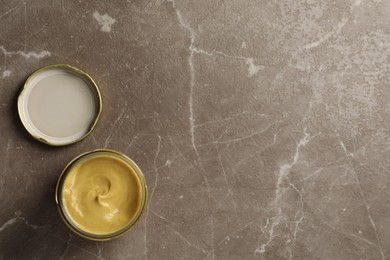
[61,154,142,235]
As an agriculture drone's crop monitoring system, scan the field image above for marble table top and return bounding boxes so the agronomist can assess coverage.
[1,0,390,259]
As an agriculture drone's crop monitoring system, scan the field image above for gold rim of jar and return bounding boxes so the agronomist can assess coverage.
[55,149,148,241]
[17,64,102,146]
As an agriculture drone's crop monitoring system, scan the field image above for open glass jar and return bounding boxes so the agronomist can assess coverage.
[55,149,147,241]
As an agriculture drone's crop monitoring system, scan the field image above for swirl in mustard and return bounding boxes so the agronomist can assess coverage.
[61,155,141,235]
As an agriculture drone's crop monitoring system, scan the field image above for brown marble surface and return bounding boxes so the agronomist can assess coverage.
[1,0,390,259]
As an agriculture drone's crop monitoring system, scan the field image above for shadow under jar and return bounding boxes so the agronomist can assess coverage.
[55,149,148,241]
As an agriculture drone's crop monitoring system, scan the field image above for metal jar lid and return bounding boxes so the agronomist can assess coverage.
[17,64,102,146]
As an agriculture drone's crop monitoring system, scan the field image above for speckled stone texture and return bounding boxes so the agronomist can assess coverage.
[1,0,390,259]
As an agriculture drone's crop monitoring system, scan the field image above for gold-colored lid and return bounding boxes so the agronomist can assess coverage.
[17,64,102,146]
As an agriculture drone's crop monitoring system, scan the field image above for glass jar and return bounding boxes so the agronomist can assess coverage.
[55,149,148,240]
